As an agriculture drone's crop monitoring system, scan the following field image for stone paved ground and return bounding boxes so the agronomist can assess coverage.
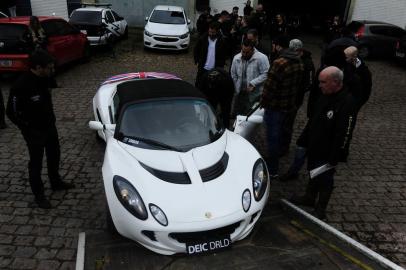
[0,32,405,269]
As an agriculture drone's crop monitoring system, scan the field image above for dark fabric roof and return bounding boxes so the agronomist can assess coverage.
[117,78,206,114]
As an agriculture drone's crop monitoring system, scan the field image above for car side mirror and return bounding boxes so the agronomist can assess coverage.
[89,121,116,131]
[145,16,149,21]
[89,121,103,130]
[187,19,191,25]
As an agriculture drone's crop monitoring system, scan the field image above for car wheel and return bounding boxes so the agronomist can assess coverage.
[81,43,91,63]
[123,26,128,39]
[358,46,370,59]
[106,204,118,234]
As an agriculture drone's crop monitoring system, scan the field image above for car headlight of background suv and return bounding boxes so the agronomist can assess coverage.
[252,159,269,201]
[113,175,148,220]
[144,30,153,37]
[179,32,189,39]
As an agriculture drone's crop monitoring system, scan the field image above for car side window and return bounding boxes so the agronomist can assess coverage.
[389,28,406,38]
[106,11,115,23]
[111,10,123,21]
[113,94,120,121]
[42,20,75,37]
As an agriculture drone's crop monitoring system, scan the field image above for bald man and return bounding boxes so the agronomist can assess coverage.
[290,66,357,220]
[344,46,372,109]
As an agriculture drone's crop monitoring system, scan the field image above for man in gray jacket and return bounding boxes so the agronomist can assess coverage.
[231,39,270,116]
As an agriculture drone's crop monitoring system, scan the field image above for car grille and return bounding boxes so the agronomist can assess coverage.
[199,152,229,182]
[139,162,191,184]
[169,221,241,244]
[153,36,179,42]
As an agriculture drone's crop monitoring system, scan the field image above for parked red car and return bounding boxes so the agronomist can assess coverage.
[0,16,89,72]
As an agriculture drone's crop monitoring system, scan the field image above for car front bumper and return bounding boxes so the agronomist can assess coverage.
[144,34,190,50]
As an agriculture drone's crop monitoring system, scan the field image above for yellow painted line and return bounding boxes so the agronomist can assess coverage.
[291,220,374,270]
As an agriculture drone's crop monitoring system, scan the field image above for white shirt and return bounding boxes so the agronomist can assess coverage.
[204,38,217,70]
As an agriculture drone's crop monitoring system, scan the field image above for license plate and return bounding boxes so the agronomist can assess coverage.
[186,235,231,255]
[396,51,405,58]
[0,60,12,67]
[80,30,87,35]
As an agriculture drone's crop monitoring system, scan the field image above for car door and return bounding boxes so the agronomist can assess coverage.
[41,19,74,65]
[105,10,121,38]
[111,10,127,35]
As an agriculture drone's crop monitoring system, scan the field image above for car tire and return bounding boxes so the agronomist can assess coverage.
[81,43,91,63]
[123,26,128,39]
[106,204,118,234]
[359,46,370,59]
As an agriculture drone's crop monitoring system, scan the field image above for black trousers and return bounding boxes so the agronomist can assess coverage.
[21,125,61,199]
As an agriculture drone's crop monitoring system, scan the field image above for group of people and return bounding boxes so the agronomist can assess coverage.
[193,4,372,220]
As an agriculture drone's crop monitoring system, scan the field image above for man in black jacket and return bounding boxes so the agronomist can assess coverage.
[193,22,229,88]
[7,49,74,208]
[290,66,357,220]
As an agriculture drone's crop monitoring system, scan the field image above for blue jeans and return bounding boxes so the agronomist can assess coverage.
[264,109,287,175]
[288,146,307,174]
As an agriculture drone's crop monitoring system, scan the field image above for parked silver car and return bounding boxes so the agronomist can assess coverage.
[347,20,406,58]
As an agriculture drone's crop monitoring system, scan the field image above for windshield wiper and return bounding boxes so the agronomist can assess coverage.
[119,133,182,152]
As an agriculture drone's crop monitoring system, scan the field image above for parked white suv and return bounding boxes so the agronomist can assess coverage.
[144,5,190,51]
[69,4,128,46]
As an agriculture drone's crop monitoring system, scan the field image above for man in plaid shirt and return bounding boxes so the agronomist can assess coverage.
[260,36,304,179]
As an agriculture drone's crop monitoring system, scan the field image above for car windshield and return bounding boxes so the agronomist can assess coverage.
[69,10,102,25]
[0,24,28,39]
[118,99,223,151]
[150,10,185,24]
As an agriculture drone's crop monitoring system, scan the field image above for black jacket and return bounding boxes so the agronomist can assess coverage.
[7,72,56,130]
[193,34,228,71]
[298,88,357,168]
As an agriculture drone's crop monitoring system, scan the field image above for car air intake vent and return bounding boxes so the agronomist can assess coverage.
[169,221,241,244]
[199,152,229,182]
[139,162,191,184]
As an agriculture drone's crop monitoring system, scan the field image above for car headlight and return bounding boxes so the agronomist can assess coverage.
[113,175,148,220]
[242,189,251,212]
[149,204,168,226]
[144,30,153,37]
[179,32,189,39]
[252,159,269,201]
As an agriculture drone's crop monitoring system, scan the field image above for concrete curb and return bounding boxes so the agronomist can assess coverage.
[75,232,86,270]
[280,199,404,270]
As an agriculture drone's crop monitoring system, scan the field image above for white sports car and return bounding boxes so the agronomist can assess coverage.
[88,72,269,255]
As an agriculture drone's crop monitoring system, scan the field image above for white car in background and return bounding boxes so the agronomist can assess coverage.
[69,3,128,46]
[144,5,191,51]
[88,72,269,255]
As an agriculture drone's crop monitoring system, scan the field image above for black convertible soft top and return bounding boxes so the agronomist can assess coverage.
[116,79,206,114]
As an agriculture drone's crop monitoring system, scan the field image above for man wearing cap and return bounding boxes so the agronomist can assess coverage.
[260,35,304,179]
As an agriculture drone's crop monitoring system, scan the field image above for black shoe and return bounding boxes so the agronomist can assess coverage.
[289,194,316,207]
[35,197,52,209]
[279,172,299,182]
[51,181,75,191]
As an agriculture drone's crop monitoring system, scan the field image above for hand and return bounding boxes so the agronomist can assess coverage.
[246,84,254,92]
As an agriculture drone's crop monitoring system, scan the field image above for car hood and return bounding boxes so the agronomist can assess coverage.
[145,22,188,36]
[103,130,262,223]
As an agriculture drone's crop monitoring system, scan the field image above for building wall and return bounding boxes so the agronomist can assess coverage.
[106,0,195,27]
[350,0,406,29]
[30,0,69,19]
[209,0,258,16]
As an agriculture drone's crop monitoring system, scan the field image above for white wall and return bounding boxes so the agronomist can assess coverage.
[351,0,406,29]
[31,0,69,20]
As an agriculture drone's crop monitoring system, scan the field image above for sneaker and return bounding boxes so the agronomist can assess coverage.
[279,172,299,182]
[35,197,52,209]
[51,181,75,191]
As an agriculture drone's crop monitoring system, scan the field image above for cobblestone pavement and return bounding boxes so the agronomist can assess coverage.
[0,32,405,269]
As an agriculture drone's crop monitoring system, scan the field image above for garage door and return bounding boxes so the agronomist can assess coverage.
[30,0,69,20]
[351,0,406,29]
